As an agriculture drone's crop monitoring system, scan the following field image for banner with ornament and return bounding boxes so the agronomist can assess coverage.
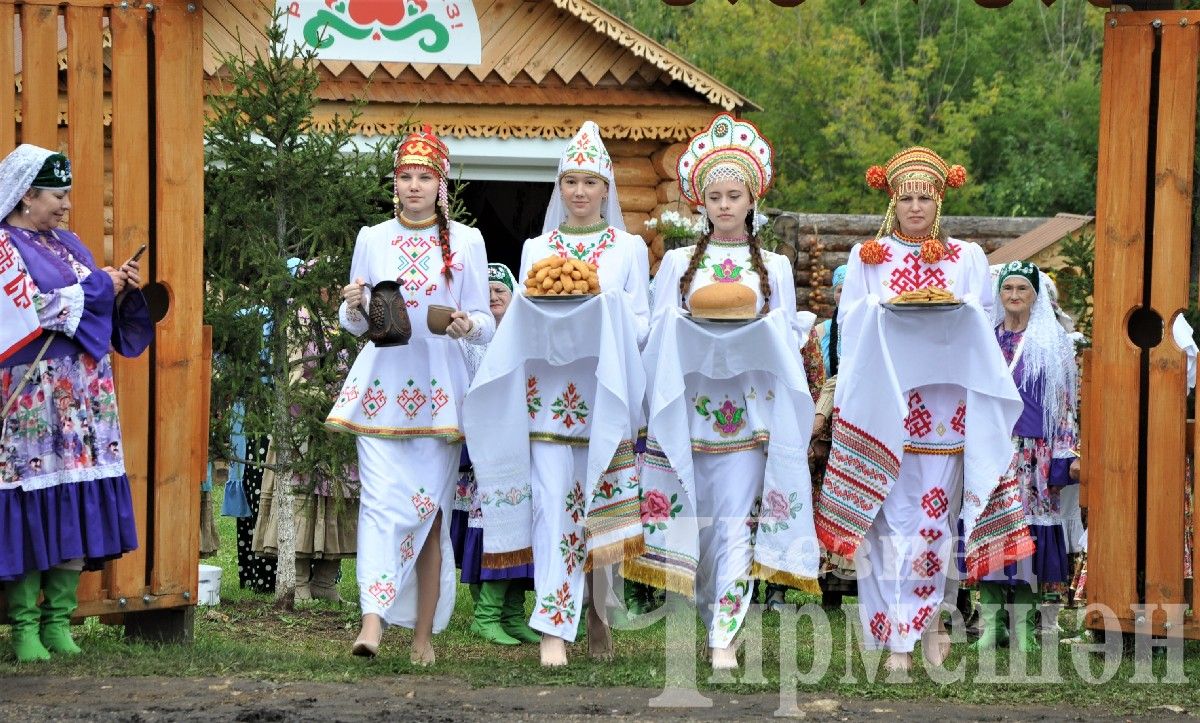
[278,1,482,64]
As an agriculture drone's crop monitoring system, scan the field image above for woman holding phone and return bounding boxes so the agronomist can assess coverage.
[0,144,152,662]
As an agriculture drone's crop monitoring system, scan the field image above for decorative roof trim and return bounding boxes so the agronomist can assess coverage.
[310,116,706,142]
[551,0,754,112]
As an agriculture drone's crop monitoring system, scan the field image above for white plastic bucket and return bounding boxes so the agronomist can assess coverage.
[198,564,222,606]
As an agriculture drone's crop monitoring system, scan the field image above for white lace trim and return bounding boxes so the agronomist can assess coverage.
[0,461,127,492]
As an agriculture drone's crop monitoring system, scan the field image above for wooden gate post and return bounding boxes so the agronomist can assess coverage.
[1086,9,1200,639]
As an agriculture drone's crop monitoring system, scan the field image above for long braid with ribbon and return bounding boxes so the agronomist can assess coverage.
[745,212,772,314]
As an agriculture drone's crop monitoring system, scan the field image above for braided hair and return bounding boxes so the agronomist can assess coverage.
[678,209,772,313]
[434,199,453,284]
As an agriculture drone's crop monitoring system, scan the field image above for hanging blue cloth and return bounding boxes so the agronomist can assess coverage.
[220,401,252,518]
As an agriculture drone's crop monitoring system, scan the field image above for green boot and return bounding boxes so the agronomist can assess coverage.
[970,582,1009,651]
[1013,585,1041,654]
[500,585,540,644]
[469,581,520,645]
[4,573,50,662]
[40,568,82,655]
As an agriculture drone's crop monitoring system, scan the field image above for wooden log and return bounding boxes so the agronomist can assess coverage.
[107,1,152,602]
[66,5,107,264]
[1086,20,1154,632]
[620,185,657,213]
[605,139,659,157]
[1079,349,1092,510]
[150,1,204,601]
[1144,21,1197,611]
[650,142,686,181]
[656,179,682,205]
[649,235,665,260]
[621,211,650,237]
[612,156,658,189]
[21,4,60,148]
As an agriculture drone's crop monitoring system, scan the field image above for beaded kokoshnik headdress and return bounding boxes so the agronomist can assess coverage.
[860,146,966,265]
[393,124,452,222]
[677,113,774,217]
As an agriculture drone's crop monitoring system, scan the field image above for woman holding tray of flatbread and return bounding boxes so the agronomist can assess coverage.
[815,147,1029,673]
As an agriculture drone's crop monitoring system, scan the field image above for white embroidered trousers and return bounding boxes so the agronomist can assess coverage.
[694,447,764,649]
[529,441,589,641]
[356,435,460,633]
[854,452,963,652]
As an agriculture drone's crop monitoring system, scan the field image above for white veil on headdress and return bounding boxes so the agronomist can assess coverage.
[990,265,1078,439]
[541,120,624,234]
[0,144,59,219]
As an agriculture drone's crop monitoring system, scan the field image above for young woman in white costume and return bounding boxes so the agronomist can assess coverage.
[629,113,819,671]
[326,127,494,665]
[511,120,650,666]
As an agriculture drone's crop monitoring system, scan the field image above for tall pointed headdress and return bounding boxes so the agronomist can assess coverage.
[542,120,625,233]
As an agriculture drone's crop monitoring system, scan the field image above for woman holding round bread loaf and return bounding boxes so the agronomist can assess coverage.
[629,113,819,671]
[325,127,495,665]
[815,147,1027,673]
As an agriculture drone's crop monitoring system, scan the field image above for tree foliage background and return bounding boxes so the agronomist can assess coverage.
[204,18,395,598]
[598,0,1103,217]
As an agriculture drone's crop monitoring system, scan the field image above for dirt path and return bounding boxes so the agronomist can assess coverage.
[2,676,1188,721]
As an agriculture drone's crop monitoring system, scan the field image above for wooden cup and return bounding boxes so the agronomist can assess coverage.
[426,304,455,335]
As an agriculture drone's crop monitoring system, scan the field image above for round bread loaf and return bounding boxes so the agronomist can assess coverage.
[688,282,757,319]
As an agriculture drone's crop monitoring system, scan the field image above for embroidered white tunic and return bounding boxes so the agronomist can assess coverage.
[837,235,994,455]
[326,218,494,438]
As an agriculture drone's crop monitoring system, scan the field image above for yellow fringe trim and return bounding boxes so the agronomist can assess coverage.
[750,561,821,595]
[585,535,644,572]
[620,557,695,598]
[482,547,532,569]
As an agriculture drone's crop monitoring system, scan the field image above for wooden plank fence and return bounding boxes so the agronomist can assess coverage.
[1,0,206,638]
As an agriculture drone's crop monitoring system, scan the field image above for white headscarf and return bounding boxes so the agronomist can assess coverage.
[541,120,625,234]
[0,144,58,219]
[991,267,1077,438]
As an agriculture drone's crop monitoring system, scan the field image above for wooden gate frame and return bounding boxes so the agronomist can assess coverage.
[1,0,206,638]
[1084,8,1200,639]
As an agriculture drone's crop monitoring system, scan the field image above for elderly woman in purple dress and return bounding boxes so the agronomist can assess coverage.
[0,144,152,662]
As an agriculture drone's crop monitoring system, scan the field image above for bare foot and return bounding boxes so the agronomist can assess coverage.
[540,634,568,667]
[351,613,383,658]
[921,615,950,667]
[711,645,738,671]
[884,652,912,673]
[410,640,436,667]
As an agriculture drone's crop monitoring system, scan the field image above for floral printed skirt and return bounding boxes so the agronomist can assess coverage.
[0,351,138,579]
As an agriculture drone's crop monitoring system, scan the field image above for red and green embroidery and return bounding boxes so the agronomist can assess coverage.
[526,375,542,419]
[710,257,744,283]
[758,488,802,534]
[715,579,751,636]
[559,531,586,575]
[367,574,397,605]
[565,480,586,524]
[396,378,427,420]
[695,395,747,438]
[336,380,360,409]
[361,378,387,418]
[551,382,589,429]
[411,487,436,522]
[429,378,449,418]
[538,581,576,627]
[639,488,683,532]
[393,233,437,294]
[549,227,614,266]
[399,532,415,564]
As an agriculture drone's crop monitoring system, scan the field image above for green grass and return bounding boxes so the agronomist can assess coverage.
[1,490,1199,714]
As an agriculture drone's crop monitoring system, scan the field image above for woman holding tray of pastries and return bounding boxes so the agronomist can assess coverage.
[325,126,494,665]
[815,147,1026,672]
[469,120,648,667]
[627,113,819,671]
